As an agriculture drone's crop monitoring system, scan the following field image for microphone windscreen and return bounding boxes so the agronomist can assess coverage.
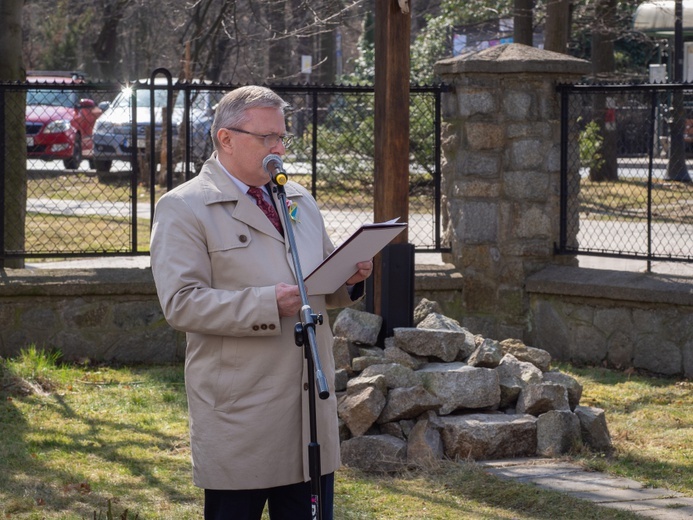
[262,154,283,173]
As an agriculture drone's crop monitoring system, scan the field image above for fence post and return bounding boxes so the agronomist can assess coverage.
[434,43,589,340]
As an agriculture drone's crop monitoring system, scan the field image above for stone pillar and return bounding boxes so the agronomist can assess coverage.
[434,44,590,340]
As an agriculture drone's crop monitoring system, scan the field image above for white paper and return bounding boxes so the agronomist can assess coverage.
[304,218,407,295]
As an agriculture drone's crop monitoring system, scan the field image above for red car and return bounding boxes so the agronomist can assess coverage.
[25,71,102,169]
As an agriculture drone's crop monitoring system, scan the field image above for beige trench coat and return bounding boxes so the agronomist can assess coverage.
[150,156,357,490]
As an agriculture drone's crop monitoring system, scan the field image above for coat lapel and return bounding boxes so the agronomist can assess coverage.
[199,159,285,240]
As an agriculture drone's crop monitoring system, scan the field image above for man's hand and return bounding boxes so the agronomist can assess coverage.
[275,282,302,317]
[276,260,372,317]
[346,260,373,286]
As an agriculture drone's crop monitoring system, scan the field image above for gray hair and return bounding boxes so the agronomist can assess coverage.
[211,86,288,150]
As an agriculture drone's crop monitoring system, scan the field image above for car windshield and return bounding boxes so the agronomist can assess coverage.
[110,85,214,111]
[173,90,214,111]
[27,89,77,107]
[112,87,170,109]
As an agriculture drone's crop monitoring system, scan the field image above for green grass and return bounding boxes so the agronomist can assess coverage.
[579,177,693,223]
[1,349,689,519]
[26,168,692,259]
[28,170,135,202]
[25,170,156,257]
[555,363,693,494]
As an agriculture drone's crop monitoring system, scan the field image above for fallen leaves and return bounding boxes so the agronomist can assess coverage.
[62,481,91,494]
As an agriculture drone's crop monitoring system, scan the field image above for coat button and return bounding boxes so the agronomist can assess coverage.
[261,324,268,330]
[252,325,259,331]
[303,383,309,391]
[239,234,248,243]
[269,324,276,330]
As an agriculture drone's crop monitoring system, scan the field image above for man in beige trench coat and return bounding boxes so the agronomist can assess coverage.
[150,86,372,520]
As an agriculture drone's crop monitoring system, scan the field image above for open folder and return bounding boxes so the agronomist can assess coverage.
[304,218,407,295]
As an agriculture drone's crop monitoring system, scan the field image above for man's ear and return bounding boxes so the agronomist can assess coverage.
[217,128,233,153]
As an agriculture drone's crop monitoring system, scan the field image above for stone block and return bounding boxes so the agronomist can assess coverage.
[536,410,582,457]
[510,139,544,170]
[378,385,441,423]
[575,406,612,452]
[332,308,383,345]
[417,362,500,414]
[466,122,504,150]
[338,386,386,437]
[341,435,408,473]
[440,413,537,460]
[516,383,570,416]
[633,336,682,376]
[460,201,498,243]
[503,171,549,201]
[503,90,533,120]
[407,419,444,466]
[456,89,496,117]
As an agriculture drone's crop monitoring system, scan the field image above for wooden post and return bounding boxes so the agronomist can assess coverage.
[372,0,412,334]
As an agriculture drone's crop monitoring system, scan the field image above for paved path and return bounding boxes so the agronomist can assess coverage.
[481,458,693,519]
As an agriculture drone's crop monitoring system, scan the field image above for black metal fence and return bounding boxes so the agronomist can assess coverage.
[1,71,449,262]
[557,83,693,264]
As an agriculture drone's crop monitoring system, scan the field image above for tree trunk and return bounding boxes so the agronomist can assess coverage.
[0,0,27,268]
[316,28,337,84]
[92,0,132,79]
[589,0,618,182]
[667,0,691,182]
[180,0,234,81]
[513,0,533,46]
[544,0,570,53]
[267,1,290,80]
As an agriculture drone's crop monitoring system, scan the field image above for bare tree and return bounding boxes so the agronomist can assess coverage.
[0,0,27,268]
[178,0,236,81]
[174,0,360,83]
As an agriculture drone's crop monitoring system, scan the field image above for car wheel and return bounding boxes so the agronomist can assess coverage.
[63,135,82,170]
[94,159,112,173]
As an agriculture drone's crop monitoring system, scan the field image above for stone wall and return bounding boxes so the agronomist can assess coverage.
[1,262,691,377]
[0,265,463,363]
[527,266,693,378]
[0,268,185,362]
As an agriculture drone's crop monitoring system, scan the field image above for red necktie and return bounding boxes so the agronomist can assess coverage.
[248,187,283,235]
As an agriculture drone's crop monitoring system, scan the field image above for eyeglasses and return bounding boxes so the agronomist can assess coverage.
[226,127,295,149]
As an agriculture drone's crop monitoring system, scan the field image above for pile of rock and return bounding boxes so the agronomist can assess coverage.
[332,300,612,473]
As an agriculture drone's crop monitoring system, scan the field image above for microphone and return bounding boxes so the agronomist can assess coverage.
[262,154,288,186]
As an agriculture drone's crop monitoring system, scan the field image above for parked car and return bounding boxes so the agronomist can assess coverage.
[25,71,103,169]
[92,79,221,173]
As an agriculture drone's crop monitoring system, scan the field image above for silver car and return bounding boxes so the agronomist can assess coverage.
[93,79,222,174]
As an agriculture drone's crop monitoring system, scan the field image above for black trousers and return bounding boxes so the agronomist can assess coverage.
[204,473,334,520]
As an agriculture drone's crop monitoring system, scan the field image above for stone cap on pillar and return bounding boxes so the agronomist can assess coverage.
[435,43,591,77]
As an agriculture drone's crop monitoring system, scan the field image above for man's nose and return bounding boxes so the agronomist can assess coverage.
[270,139,286,155]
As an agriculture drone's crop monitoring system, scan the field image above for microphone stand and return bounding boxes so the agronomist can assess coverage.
[270,176,328,520]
